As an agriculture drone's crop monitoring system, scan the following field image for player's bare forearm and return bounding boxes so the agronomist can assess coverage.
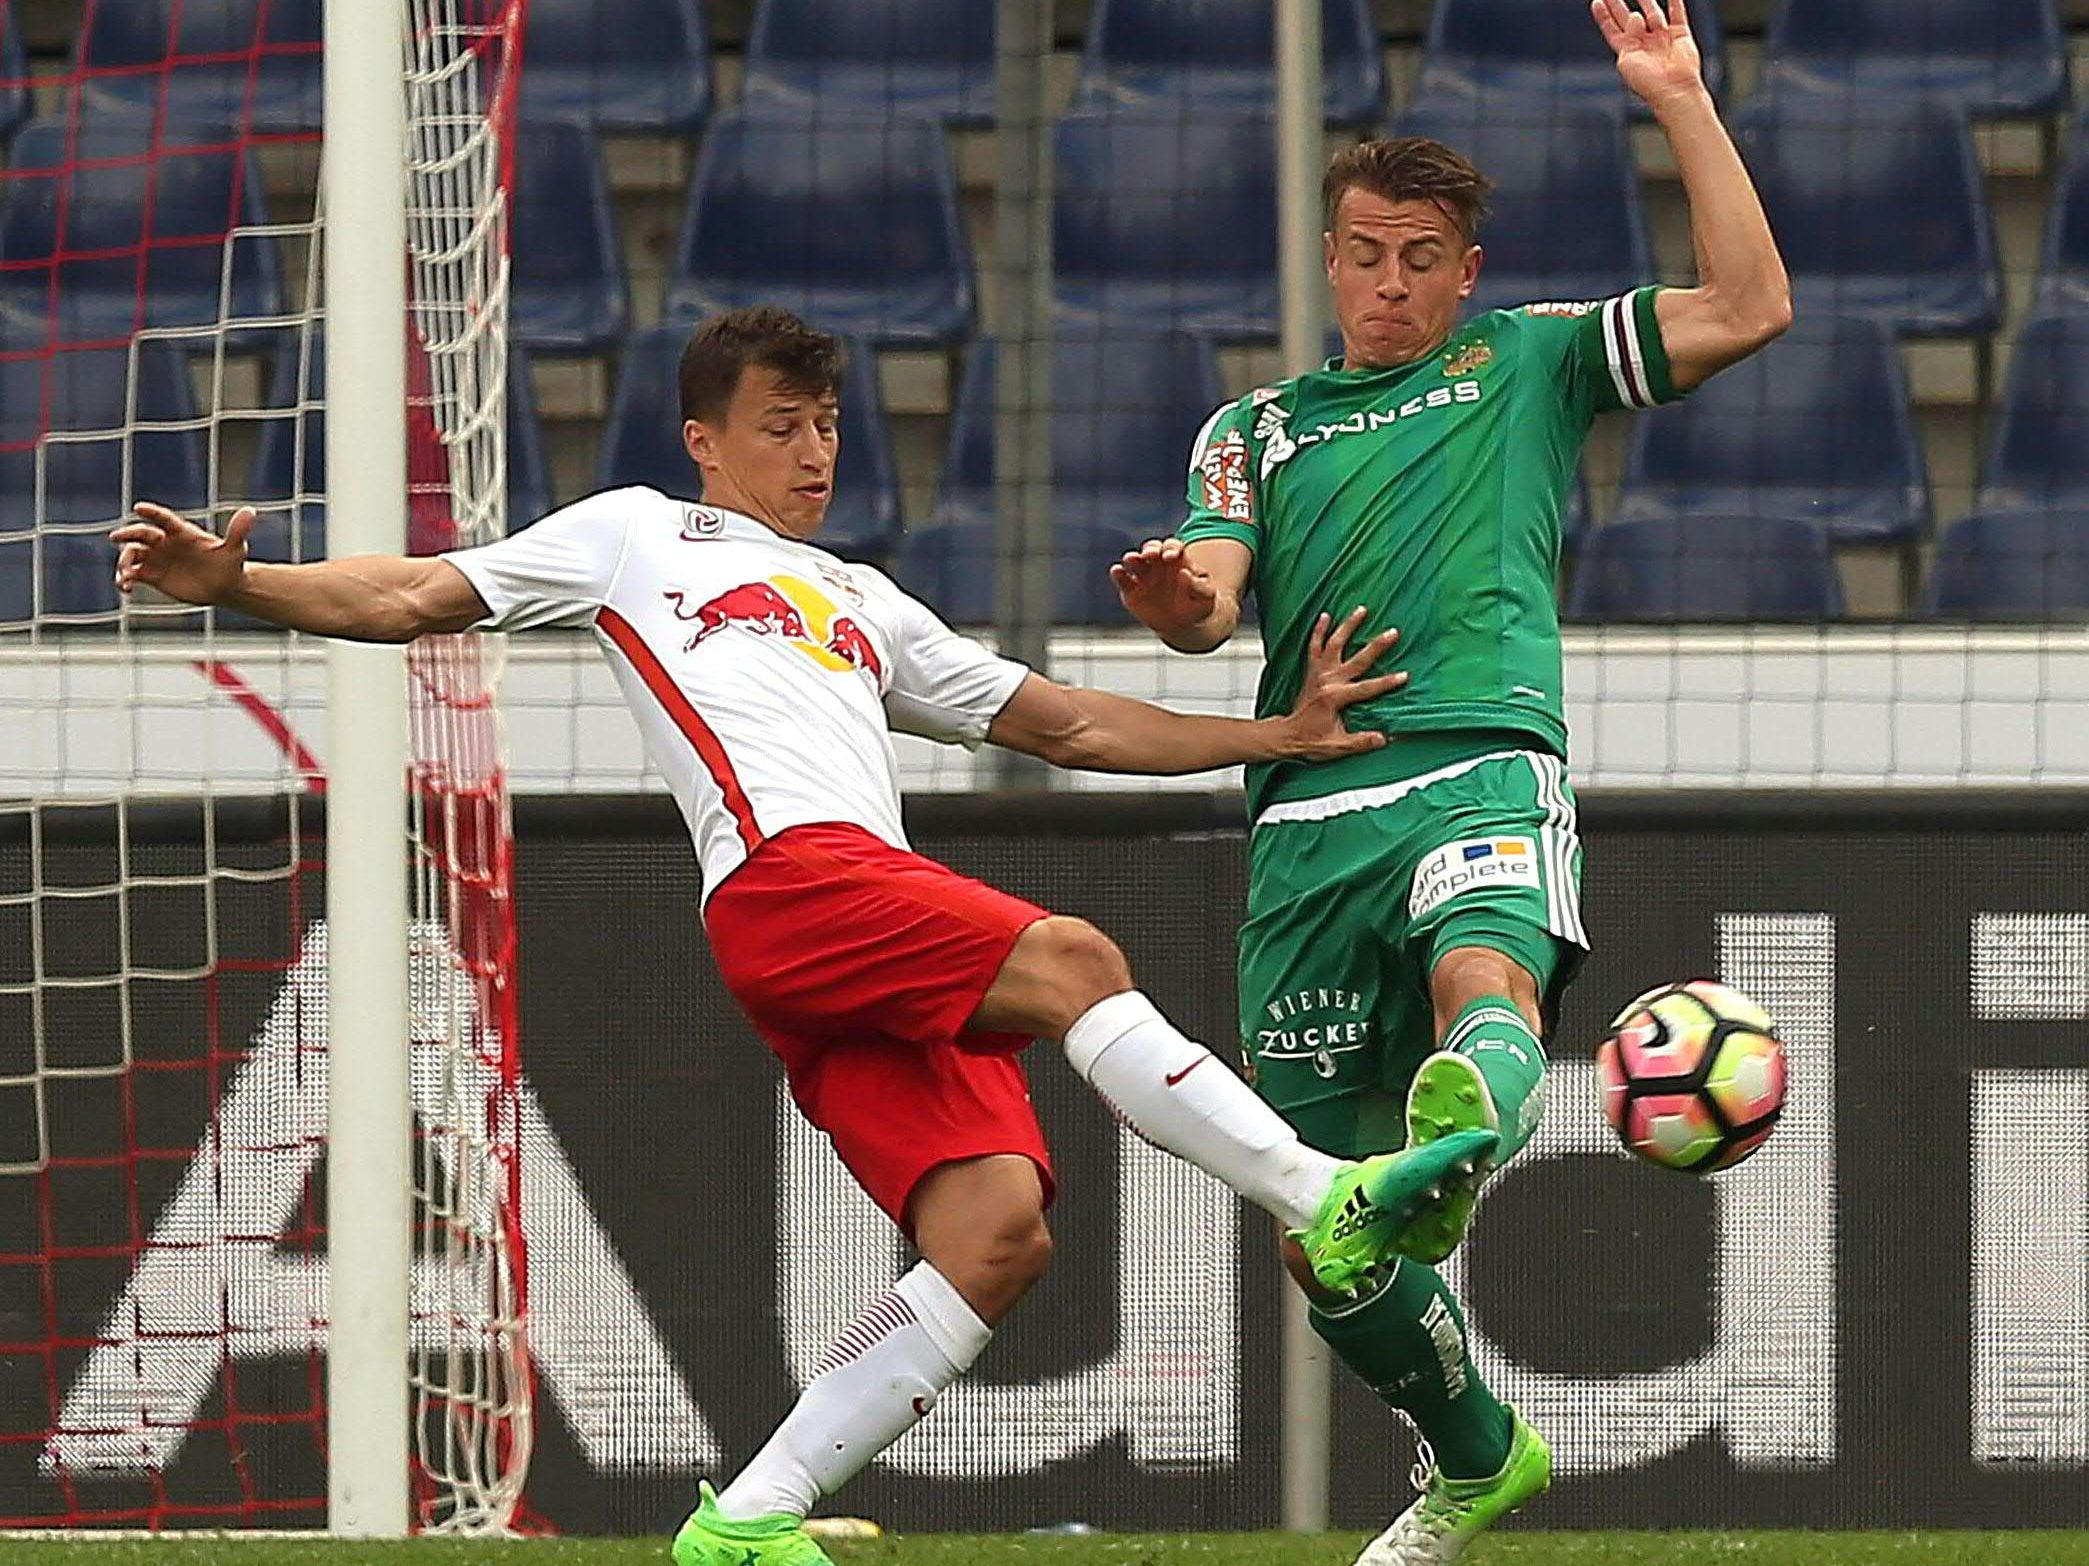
[988,612,1401,773]
[1596,0,1790,389]
[1155,590,1242,655]
[1649,86,1792,388]
[228,556,481,643]
[991,681,1318,775]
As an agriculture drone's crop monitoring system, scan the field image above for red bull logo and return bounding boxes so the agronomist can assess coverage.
[667,576,883,682]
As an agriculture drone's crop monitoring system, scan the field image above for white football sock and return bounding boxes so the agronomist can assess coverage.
[1062,990,1343,1231]
[712,1262,990,1523]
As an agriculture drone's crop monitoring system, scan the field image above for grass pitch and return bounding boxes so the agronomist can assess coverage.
[5,1534,2086,1566]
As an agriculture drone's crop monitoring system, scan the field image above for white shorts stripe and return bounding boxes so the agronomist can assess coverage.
[1527,753,1588,949]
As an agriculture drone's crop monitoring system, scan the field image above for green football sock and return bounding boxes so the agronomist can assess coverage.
[1311,1258,1512,1481]
[1440,995,1548,1163]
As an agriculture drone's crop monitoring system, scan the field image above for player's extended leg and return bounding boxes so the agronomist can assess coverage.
[1279,1236,1551,1566]
[675,1157,1049,1566]
[975,915,1496,1295]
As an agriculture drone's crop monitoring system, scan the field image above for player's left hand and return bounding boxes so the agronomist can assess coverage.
[1282,607,1407,760]
[1593,0,1706,110]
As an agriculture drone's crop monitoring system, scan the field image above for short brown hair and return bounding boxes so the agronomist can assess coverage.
[1322,137,1492,243]
[678,306,845,424]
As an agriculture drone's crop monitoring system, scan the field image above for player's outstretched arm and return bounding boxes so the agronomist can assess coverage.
[1113,536,1252,654]
[989,607,1404,775]
[112,501,488,643]
[1595,0,1792,392]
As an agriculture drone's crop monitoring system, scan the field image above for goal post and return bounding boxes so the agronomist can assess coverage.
[323,0,413,1538]
[0,0,530,1536]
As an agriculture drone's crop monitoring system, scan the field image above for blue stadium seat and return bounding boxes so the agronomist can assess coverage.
[1616,316,1927,545]
[75,0,324,134]
[0,7,31,146]
[1394,96,1650,317]
[2038,116,2089,306]
[890,519,1136,625]
[1927,507,2089,619]
[0,120,284,344]
[511,122,627,354]
[519,0,709,134]
[1567,515,1845,622]
[1983,309,2089,508]
[1054,110,1277,339]
[596,324,898,559]
[743,0,995,127]
[1072,0,1383,127]
[0,338,207,531]
[1764,0,2067,119]
[1420,0,1727,112]
[937,334,1223,534]
[0,532,123,623]
[245,335,553,550]
[669,112,974,346]
[1732,93,2000,337]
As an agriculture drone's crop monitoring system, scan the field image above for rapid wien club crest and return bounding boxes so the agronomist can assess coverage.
[1443,340,1494,378]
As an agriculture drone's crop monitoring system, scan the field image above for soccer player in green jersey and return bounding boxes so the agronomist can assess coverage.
[1116,1,1791,1560]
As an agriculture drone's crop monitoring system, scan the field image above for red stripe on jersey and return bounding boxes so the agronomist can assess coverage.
[596,606,762,854]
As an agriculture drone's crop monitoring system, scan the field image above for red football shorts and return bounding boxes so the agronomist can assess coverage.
[703,821,1055,1230]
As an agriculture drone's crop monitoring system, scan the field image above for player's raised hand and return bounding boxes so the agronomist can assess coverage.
[111,502,255,606]
[1593,0,1705,110]
[1282,607,1407,760]
[1111,537,1219,633]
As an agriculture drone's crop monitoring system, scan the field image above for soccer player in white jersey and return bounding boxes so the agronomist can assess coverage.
[113,306,1495,1565]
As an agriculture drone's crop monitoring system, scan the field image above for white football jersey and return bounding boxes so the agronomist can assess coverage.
[444,488,1029,903]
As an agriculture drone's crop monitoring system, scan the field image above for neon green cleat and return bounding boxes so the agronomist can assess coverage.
[1398,1051,1504,1265]
[1291,1128,1499,1296]
[1353,1408,1552,1566]
[671,1483,834,1566]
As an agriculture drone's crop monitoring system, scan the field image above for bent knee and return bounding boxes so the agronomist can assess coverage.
[938,1208,1053,1320]
[1026,916,1132,997]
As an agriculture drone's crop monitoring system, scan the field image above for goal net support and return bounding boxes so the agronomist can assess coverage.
[0,0,531,1535]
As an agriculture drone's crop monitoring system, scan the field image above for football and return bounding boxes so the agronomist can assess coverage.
[1594,980,1788,1173]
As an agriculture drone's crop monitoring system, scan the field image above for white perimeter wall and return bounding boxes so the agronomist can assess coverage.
[4,626,2088,798]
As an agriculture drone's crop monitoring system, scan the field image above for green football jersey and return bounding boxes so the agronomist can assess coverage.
[1178,288,1681,817]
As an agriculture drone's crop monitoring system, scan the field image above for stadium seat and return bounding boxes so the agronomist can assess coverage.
[937,334,1223,535]
[2038,116,2089,307]
[1926,507,2089,619]
[1566,515,1845,622]
[743,0,995,127]
[1072,0,1384,127]
[1731,93,2000,338]
[1764,0,2068,120]
[596,324,898,559]
[1420,0,1727,112]
[668,112,974,346]
[510,122,628,354]
[0,120,284,344]
[889,519,1136,625]
[1394,96,1650,316]
[0,337,207,532]
[1616,315,1928,545]
[74,0,325,135]
[0,531,123,623]
[519,0,710,135]
[1054,110,1277,339]
[1982,309,2089,508]
[0,8,30,146]
[246,335,553,551]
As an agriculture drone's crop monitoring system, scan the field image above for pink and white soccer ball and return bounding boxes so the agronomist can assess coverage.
[1593,979,1787,1173]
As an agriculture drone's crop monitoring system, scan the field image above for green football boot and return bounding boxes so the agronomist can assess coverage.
[1353,1408,1552,1566]
[1291,1128,1499,1296]
[671,1483,834,1566]
[1398,1051,1506,1264]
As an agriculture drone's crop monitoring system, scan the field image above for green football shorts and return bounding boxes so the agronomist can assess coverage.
[1238,747,1587,1159]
